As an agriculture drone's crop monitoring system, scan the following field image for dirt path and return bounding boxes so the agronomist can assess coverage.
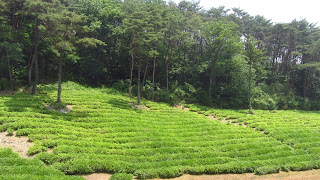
[156,170,320,180]
[81,170,320,180]
[0,131,33,158]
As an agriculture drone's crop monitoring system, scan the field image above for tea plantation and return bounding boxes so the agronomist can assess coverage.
[0,148,83,180]
[1,82,320,179]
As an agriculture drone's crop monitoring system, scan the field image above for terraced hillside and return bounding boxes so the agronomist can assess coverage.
[0,82,319,179]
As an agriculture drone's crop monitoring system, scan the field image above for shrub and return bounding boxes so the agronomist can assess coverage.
[196,89,212,106]
[6,128,14,136]
[28,146,48,155]
[52,102,67,110]
[16,128,31,136]
[254,166,280,175]
[0,124,9,132]
[252,86,277,110]
[36,152,57,165]
[0,78,9,91]
[113,80,128,92]
[110,173,133,180]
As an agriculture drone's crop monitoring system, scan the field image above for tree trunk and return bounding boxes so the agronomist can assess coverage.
[31,54,39,95]
[291,59,296,88]
[209,67,214,99]
[142,58,149,88]
[31,20,40,95]
[271,54,276,84]
[133,39,142,104]
[166,46,173,98]
[285,48,291,91]
[57,50,63,103]
[303,68,307,101]
[28,45,34,88]
[137,59,141,104]
[152,57,156,101]
[249,63,252,110]
[129,53,134,97]
[166,62,169,98]
[5,47,14,95]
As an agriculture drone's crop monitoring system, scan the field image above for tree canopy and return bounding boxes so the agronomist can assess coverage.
[1,0,320,110]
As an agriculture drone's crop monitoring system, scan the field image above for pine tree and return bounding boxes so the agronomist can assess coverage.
[38,0,104,103]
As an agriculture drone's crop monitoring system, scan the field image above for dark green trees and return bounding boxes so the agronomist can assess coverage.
[1,0,320,110]
[202,21,242,100]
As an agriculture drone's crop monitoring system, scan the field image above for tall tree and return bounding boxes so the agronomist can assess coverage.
[202,21,242,99]
[163,2,184,98]
[23,0,58,94]
[245,36,265,113]
[39,0,104,103]
[0,0,24,94]
[123,0,152,104]
[145,0,166,101]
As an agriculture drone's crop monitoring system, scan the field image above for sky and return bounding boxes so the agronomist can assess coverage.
[171,0,319,25]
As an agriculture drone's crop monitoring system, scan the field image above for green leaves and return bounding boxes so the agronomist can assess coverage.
[244,36,266,64]
[203,21,242,62]
[76,38,106,48]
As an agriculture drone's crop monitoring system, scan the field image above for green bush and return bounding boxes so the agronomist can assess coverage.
[28,146,48,155]
[52,102,67,110]
[113,80,128,92]
[252,86,277,110]
[110,173,133,180]
[0,124,9,132]
[196,89,212,106]
[0,78,9,91]
[6,128,14,136]
[135,170,158,179]
[254,166,280,175]
[36,152,57,165]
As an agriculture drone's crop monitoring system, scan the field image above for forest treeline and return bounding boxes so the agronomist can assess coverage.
[1,0,320,110]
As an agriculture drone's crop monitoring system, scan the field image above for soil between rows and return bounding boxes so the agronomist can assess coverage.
[83,170,320,180]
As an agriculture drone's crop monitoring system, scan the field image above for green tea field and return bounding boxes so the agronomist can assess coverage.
[0,147,83,180]
[1,82,320,179]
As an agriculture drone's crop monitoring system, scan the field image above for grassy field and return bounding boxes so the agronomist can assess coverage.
[0,82,320,179]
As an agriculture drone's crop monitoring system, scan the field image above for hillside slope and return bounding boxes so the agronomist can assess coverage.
[0,82,319,178]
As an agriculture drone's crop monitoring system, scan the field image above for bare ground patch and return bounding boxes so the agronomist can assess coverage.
[82,173,112,180]
[207,115,218,120]
[81,170,320,180]
[242,122,248,128]
[173,105,189,112]
[154,170,320,180]
[0,131,33,158]
[129,103,150,110]
[174,105,184,110]
[47,148,54,153]
[206,115,265,134]
[45,104,73,114]
[183,108,190,111]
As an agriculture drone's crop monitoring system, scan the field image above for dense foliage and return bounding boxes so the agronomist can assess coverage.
[1,0,320,109]
[1,82,320,178]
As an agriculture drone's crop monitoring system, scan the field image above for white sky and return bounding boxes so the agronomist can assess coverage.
[171,0,320,25]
